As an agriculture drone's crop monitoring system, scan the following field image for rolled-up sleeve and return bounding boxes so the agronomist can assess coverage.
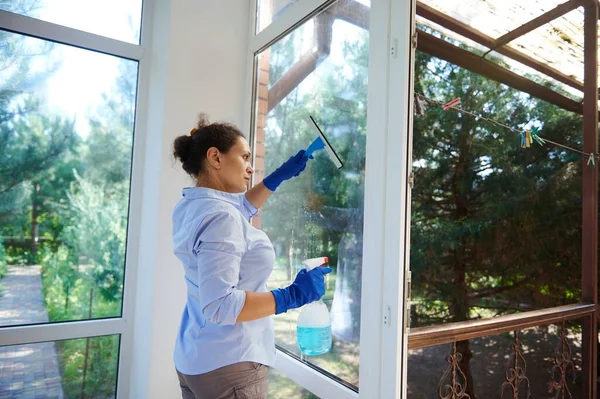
[240,194,259,219]
[193,212,247,326]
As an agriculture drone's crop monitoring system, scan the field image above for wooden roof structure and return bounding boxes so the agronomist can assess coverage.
[270,0,598,114]
[415,0,597,113]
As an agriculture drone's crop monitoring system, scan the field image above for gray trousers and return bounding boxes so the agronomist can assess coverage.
[176,362,269,399]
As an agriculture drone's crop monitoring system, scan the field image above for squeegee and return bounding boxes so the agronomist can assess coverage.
[305,115,343,169]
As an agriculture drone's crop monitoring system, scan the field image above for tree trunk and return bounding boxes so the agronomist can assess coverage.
[64,283,70,314]
[30,182,40,262]
[450,127,476,398]
[451,250,476,399]
[456,340,475,398]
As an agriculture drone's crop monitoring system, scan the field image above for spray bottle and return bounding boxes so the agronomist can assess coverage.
[296,256,332,356]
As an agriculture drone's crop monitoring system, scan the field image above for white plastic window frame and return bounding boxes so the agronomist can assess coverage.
[0,5,152,398]
[243,1,415,398]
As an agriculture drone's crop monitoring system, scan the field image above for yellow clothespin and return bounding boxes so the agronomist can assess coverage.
[525,131,531,148]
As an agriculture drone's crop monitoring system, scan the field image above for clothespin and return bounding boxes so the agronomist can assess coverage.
[531,127,545,146]
[442,98,461,111]
[587,153,596,167]
[521,132,527,148]
[525,131,531,148]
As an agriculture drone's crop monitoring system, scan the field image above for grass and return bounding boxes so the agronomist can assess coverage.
[42,266,121,322]
[40,252,120,398]
[55,335,119,398]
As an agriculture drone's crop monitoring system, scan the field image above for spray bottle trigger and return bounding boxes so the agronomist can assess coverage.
[302,256,328,271]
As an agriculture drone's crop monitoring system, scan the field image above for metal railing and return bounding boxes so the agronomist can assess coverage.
[407,303,596,398]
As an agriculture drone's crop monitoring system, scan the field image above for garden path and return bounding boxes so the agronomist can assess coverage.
[0,266,64,399]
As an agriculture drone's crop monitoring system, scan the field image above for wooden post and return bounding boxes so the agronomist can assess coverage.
[582,2,598,398]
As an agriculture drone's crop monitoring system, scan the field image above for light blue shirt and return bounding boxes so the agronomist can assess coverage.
[172,187,277,375]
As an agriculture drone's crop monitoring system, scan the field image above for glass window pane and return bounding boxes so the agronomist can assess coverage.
[257,0,298,33]
[408,321,583,398]
[410,50,582,328]
[256,0,371,33]
[0,30,136,326]
[0,335,120,398]
[1,0,142,44]
[253,0,369,389]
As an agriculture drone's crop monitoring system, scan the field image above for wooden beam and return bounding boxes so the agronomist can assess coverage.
[333,0,370,30]
[416,2,584,92]
[581,2,598,398]
[416,29,584,114]
[267,11,334,112]
[493,0,584,49]
[268,51,320,112]
[416,2,495,46]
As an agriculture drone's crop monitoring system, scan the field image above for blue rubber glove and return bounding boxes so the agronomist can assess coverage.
[271,266,332,315]
[263,150,311,192]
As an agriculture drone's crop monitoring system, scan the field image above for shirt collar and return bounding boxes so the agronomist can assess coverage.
[181,187,244,207]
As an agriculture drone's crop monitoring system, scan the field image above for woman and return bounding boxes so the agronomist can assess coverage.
[172,114,331,399]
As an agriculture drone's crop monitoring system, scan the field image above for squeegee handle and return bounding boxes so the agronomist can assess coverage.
[306,136,325,158]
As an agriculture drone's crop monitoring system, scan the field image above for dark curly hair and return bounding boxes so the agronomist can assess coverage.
[173,114,245,178]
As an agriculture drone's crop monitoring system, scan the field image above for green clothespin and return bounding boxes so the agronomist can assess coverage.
[531,127,545,146]
[587,153,596,167]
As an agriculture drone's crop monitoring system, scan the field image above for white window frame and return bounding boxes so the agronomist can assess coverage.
[243,1,415,398]
[0,4,153,397]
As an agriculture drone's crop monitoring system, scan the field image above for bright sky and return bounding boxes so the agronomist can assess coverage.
[18,0,141,137]
[292,16,369,114]
[11,0,369,138]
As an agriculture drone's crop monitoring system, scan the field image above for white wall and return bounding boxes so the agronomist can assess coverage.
[129,1,251,397]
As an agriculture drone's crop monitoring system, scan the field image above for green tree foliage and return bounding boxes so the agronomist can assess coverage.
[0,25,77,259]
[411,51,583,326]
[63,171,127,303]
[38,61,135,305]
[40,244,80,318]
[410,50,583,397]
[60,335,120,398]
[83,61,135,189]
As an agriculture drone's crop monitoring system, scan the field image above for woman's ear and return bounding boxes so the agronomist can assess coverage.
[206,147,221,170]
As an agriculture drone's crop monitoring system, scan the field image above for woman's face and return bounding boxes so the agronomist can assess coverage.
[219,136,254,193]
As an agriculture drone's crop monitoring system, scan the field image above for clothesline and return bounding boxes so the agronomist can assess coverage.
[414,92,596,164]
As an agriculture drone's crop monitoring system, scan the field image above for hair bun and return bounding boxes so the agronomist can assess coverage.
[172,113,244,178]
[173,134,194,164]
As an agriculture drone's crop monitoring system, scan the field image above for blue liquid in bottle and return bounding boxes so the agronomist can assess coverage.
[297,326,332,356]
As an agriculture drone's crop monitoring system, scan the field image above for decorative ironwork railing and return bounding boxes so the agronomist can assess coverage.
[406,303,595,399]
